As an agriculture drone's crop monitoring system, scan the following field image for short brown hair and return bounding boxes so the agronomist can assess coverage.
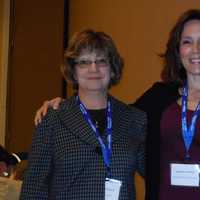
[161,9,200,85]
[61,29,124,90]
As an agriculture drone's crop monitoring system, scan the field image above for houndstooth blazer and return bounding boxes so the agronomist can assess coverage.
[20,95,146,200]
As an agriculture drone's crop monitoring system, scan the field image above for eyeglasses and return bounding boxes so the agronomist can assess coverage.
[74,58,109,68]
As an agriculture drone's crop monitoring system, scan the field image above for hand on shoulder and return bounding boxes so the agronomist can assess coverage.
[34,97,63,125]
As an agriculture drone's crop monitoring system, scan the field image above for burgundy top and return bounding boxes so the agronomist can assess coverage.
[159,102,200,200]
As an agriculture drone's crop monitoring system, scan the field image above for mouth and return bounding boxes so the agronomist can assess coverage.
[87,77,102,80]
[189,58,200,64]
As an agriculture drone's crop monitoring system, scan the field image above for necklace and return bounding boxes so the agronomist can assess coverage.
[88,109,106,134]
[94,120,99,129]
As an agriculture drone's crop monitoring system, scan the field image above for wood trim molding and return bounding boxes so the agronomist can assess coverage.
[0,0,10,146]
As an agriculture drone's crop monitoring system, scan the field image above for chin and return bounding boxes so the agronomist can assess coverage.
[187,71,200,76]
[186,65,200,74]
[88,87,105,92]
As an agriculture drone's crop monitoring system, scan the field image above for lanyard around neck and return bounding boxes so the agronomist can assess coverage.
[181,84,200,160]
[77,96,112,177]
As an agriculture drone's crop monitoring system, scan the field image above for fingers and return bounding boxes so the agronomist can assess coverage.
[34,101,49,126]
[50,97,63,109]
[34,97,63,126]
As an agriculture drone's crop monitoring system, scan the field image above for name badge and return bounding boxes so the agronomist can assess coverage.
[171,163,200,187]
[105,178,122,200]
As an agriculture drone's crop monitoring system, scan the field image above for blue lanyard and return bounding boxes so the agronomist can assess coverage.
[77,96,112,177]
[182,84,200,160]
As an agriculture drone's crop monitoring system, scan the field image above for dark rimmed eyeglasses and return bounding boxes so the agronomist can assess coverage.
[74,58,109,68]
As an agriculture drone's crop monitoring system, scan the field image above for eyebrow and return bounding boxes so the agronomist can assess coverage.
[181,36,192,39]
[77,56,107,60]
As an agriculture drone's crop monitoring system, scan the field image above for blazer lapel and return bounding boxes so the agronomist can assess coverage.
[58,96,130,148]
[110,96,130,144]
[58,97,100,149]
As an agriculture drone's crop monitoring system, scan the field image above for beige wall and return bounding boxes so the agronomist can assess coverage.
[0,0,10,146]
[68,0,200,103]
[68,1,200,199]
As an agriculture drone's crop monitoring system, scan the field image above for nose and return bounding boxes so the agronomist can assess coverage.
[88,62,98,72]
[192,42,200,53]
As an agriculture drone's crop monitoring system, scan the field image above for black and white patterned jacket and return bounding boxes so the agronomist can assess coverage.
[20,95,146,200]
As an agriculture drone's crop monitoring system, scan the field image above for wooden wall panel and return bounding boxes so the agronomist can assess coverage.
[7,0,64,152]
[0,0,10,146]
[68,0,200,103]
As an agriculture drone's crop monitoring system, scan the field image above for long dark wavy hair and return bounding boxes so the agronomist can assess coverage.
[161,9,200,86]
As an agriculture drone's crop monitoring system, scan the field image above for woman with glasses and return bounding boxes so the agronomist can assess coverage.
[20,29,146,200]
[34,9,200,200]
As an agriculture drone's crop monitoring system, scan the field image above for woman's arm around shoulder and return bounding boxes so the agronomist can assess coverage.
[132,81,179,113]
